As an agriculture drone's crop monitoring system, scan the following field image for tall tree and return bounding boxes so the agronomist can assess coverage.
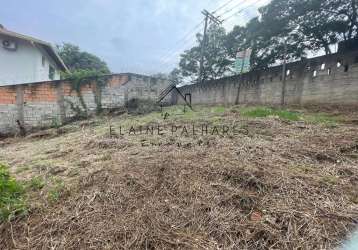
[174,0,358,80]
[324,0,358,40]
[228,0,358,69]
[57,43,111,74]
[178,25,234,82]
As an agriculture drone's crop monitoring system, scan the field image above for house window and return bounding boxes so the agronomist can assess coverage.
[320,63,326,70]
[327,68,332,75]
[42,56,46,67]
[337,60,342,68]
[286,69,291,76]
[49,66,55,80]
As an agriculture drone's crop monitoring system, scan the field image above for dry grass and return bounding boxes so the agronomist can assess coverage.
[0,105,358,249]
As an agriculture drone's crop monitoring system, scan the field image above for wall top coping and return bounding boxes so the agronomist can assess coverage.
[180,49,358,89]
[0,73,167,89]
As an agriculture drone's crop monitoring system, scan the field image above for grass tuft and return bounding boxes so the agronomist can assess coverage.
[240,107,300,121]
[47,178,65,203]
[0,163,27,222]
[25,177,45,190]
[303,113,339,125]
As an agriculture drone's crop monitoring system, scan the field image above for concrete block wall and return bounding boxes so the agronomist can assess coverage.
[101,75,130,109]
[0,73,170,134]
[174,49,358,107]
[0,86,20,134]
[22,83,62,128]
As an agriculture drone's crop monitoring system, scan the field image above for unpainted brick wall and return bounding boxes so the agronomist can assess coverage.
[0,73,170,134]
[174,50,358,107]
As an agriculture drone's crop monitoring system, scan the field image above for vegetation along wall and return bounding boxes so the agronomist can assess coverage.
[174,49,358,108]
[0,73,170,135]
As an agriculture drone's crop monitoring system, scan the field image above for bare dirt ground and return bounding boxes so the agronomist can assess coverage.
[0,105,358,249]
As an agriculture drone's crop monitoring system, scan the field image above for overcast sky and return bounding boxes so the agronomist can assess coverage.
[1,0,270,75]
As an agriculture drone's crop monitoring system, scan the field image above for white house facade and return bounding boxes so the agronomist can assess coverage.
[0,26,68,86]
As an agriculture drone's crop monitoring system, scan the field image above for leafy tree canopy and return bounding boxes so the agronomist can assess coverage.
[234,0,358,69]
[57,43,111,74]
[178,24,234,83]
[174,0,358,81]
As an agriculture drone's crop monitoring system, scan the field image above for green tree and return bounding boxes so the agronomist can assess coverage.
[173,0,358,78]
[178,24,234,82]
[243,0,358,68]
[168,68,183,85]
[57,43,111,74]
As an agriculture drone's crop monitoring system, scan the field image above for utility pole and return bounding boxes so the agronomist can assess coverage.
[198,9,222,84]
[281,39,288,106]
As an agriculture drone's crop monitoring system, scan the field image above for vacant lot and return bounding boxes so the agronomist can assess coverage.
[0,105,358,249]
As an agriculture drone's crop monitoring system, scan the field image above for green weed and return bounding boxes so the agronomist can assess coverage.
[210,106,226,114]
[303,113,339,126]
[0,163,27,222]
[25,177,45,190]
[47,178,65,202]
[240,107,300,121]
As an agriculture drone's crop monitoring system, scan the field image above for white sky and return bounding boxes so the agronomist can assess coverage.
[1,0,272,74]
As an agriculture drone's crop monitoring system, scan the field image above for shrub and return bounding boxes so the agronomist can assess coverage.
[126,98,160,115]
[0,163,27,222]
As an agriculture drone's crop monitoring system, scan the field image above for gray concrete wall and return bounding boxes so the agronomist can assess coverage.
[0,73,170,135]
[174,50,358,107]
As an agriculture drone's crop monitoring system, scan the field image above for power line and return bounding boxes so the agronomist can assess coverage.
[175,21,204,46]
[156,0,265,74]
[157,20,204,63]
[156,1,235,73]
[157,22,204,72]
[158,23,202,63]
[159,39,199,72]
[158,12,221,73]
[222,0,264,22]
[211,0,237,14]
[159,38,197,70]
[216,0,246,18]
[157,1,229,71]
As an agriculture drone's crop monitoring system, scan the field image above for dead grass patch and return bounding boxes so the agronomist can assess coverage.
[0,105,358,249]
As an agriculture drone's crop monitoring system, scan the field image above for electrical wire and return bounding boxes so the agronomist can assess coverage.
[222,0,264,22]
[211,0,238,14]
[158,25,202,63]
[216,0,246,18]
[156,0,266,73]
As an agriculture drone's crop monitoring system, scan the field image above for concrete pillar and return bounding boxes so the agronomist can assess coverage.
[55,82,66,124]
[15,85,24,125]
